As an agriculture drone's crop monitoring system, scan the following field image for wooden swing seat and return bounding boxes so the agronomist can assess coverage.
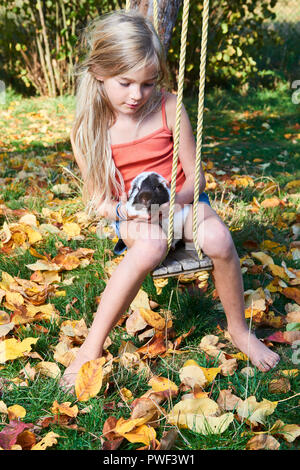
[151,241,213,279]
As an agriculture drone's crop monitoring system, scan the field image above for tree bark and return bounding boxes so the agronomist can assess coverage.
[131,0,182,52]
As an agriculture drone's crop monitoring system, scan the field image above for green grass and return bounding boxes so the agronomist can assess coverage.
[0,82,299,451]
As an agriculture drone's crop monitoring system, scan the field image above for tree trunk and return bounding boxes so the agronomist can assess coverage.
[130,0,182,52]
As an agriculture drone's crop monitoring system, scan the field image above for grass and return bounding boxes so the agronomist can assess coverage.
[0,82,299,451]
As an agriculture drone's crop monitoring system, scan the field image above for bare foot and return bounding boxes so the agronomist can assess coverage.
[228,328,280,372]
[60,347,102,393]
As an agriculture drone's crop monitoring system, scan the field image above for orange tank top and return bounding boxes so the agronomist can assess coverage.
[111,94,186,194]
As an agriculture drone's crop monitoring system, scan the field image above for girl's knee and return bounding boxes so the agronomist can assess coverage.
[198,221,234,259]
[134,239,168,271]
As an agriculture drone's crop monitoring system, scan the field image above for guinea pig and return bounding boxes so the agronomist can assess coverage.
[126,171,170,217]
[125,171,190,249]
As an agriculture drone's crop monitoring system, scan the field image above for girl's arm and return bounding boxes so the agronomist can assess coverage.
[164,93,207,207]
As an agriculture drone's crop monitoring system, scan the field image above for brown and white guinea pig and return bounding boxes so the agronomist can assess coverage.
[125,171,190,249]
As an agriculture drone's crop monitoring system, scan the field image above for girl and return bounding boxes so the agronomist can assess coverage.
[61,9,280,390]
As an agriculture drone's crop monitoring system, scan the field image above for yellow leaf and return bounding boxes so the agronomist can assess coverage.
[62,222,81,237]
[23,225,42,244]
[54,290,66,297]
[31,432,60,450]
[7,404,26,420]
[0,337,38,364]
[148,376,178,393]
[284,179,300,192]
[75,357,105,402]
[179,363,221,384]
[51,401,78,418]
[199,366,221,383]
[251,252,274,267]
[115,416,146,435]
[5,290,24,307]
[120,388,134,403]
[121,424,157,446]
[280,369,299,377]
[230,352,248,361]
[139,308,165,330]
[268,263,289,280]
[244,288,267,311]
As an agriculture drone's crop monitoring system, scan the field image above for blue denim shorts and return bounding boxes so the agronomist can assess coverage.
[113,191,211,255]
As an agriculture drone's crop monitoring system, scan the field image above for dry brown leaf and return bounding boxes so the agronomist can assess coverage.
[16,430,36,450]
[219,358,238,376]
[217,389,242,411]
[271,419,300,442]
[246,434,280,450]
[125,309,148,336]
[268,377,291,394]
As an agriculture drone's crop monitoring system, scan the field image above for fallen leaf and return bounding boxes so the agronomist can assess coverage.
[31,431,60,450]
[246,434,280,450]
[179,362,207,388]
[217,389,242,411]
[35,361,61,379]
[236,396,277,425]
[0,420,33,450]
[148,375,178,393]
[125,309,148,336]
[7,404,26,420]
[51,401,78,418]
[268,377,291,394]
[16,430,36,450]
[119,424,157,446]
[75,357,105,402]
[0,337,38,363]
[271,419,300,442]
[167,397,220,428]
[139,308,166,330]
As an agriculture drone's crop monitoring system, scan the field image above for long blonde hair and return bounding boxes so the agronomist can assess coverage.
[72,9,170,215]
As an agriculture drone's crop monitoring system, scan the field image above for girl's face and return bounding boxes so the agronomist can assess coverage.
[97,63,158,117]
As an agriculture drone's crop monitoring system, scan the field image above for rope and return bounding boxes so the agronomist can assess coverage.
[167,0,190,252]
[153,0,159,33]
[192,0,210,259]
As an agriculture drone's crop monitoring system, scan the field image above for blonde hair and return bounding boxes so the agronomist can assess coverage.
[72,9,170,215]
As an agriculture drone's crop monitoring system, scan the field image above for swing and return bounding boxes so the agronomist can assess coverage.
[141,0,214,279]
